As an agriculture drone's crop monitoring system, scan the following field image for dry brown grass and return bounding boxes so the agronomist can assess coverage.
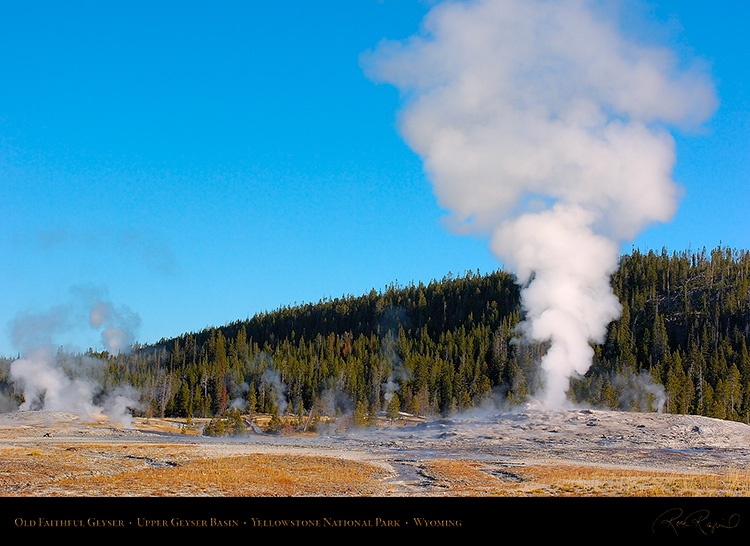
[4,439,750,497]
[0,443,392,497]
[421,459,750,497]
[63,454,393,497]
[0,443,193,496]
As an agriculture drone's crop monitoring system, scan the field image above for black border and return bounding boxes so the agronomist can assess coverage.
[2,496,748,539]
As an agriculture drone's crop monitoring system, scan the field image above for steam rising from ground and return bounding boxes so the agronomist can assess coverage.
[364,0,715,408]
[8,348,143,426]
[4,285,143,425]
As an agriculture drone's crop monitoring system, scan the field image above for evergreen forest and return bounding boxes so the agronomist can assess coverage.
[3,245,750,429]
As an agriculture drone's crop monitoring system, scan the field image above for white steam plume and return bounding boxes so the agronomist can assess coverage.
[364,0,716,408]
[9,348,143,425]
[6,285,143,424]
[88,299,140,356]
[10,347,100,417]
[262,369,288,414]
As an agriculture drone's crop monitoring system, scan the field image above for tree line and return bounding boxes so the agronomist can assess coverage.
[3,245,750,427]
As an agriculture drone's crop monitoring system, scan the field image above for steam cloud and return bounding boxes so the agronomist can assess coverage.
[364,0,716,408]
[9,284,141,356]
[262,369,288,415]
[5,285,143,423]
[8,348,143,425]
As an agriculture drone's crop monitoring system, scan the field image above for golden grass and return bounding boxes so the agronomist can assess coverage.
[3,441,750,497]
[0,443,190,495]
[0,443,392,497]
[421,459,750,497]
[56,454,393,497]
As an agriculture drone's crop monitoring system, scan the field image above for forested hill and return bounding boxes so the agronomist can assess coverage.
[6,246,750,426]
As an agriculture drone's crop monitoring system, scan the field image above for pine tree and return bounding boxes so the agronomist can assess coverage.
[386,394,401,420]
[351,400,369,428]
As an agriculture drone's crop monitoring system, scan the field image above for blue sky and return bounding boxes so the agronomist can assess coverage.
[1,0,748,357]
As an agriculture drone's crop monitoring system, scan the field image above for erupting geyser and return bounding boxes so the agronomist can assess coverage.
[363,0,716,408]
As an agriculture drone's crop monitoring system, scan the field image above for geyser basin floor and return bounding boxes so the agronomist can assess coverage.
[1,408,749,497]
